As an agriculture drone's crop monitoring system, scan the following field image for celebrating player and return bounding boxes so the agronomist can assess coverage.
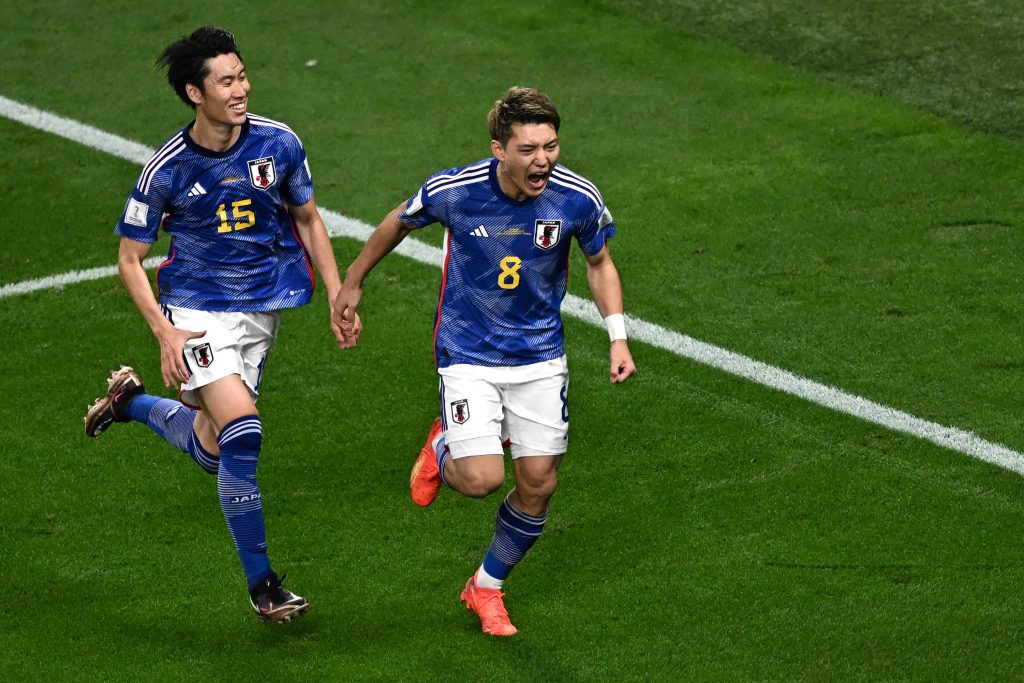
[84,26,356,622]
[333,86,636,636]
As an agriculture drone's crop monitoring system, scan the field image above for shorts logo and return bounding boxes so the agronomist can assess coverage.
[192,343,214,368]
[534,219,561,250]
[247,156,277,190]
[450,399,470,425]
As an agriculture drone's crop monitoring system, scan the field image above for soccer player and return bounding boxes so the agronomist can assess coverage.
[83,26,356,622]
[332,86,636,636]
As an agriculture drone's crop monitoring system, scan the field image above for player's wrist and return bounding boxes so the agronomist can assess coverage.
[604,313,627,342]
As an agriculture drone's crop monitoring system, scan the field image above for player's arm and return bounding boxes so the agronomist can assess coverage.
[117,237,205,387]
[286,195,354,347]
[584,244,637,384]
[332,201,415,348]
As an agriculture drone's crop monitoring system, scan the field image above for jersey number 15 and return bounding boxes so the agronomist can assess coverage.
[216,199,256,233]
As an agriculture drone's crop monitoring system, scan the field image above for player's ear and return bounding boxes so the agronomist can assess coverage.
[186,83,203,106]
[491,139,505,161]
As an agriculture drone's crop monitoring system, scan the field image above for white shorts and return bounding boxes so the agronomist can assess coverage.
[438,356,569,459]
[162,305,280,408]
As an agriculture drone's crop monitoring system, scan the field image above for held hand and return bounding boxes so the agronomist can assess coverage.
[337,308,363,349]
[158,326,206,387]
[332,285,364,349]
[609,340,636,384]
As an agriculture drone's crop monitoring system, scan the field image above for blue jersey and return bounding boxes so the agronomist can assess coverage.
[400,158,616,368]
[116,114,316,312]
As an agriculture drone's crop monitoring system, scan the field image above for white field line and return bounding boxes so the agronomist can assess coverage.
[3,94,1023,475]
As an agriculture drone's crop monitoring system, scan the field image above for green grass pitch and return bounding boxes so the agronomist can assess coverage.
[3,1,1024,679]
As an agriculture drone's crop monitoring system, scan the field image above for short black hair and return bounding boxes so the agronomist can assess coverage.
[155,26,242,109]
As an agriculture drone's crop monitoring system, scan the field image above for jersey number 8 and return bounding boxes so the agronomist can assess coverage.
[498,256,522,290]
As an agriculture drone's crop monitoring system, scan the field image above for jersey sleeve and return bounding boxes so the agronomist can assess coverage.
[280,131,314,207]
[398,167,460,229]
[115,170,171,243]
[576,200,616,256]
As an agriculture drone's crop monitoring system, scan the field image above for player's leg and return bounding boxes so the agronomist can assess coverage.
[84,365,221,472]
[182,309,303,621]
[173,307,275,482]
[470,455,559,585]
[410,369,505,505]
[191,375,267,582]
[411,425,505,503]
[508,454,561,516]
[192,374,306,622]
[136,393,222,470]
[84,307,222,474]
[460,455,560,638]
[484,360,568,579]
[462,359,569,636]
[438,449,505,497]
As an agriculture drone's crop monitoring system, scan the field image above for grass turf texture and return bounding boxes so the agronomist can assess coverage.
[2,0,1024,679]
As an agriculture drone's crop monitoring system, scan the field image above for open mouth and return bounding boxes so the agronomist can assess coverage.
[527,172,549,190]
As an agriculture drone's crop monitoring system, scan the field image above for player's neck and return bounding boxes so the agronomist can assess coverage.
[189,114,243,153]
[495,161,530,202]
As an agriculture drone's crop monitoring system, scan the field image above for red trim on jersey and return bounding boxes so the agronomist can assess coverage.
[156,237,176,294]
[289,213,317,293]
[432,228,453,368]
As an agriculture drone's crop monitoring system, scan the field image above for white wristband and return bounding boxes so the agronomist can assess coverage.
[604,313,627,342]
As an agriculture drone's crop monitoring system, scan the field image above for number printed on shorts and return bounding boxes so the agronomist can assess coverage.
[216,199,256,233]
[498,255,522,290]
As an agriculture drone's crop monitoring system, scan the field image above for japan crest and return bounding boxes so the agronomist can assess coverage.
[192,343,214,368]
[450,399,470,425]
[247,156,277,190]
[534,219,561,250]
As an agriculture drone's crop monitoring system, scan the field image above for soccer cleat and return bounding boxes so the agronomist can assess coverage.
[84,366,145,437]
[410,417,444,507]
[248,573,310,623]
[460,575,518,636]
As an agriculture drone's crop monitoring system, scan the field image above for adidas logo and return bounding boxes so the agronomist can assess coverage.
[187,182,207,197]
[470,225,490,237]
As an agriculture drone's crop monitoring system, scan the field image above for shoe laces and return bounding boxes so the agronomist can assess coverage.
[474,586,512,623]
[253,573,290,601]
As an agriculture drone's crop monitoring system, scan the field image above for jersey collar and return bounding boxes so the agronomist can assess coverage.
[182,117,251,158]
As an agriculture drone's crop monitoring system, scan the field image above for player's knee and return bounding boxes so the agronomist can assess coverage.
[193,412,221,456]
[518,471,558,504]
[459,469,505,498]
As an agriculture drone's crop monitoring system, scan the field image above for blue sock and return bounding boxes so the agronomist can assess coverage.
[186,430,219,475]
[217,415,272,589]
[126,394,162,426]
[481,494,547,583]
[129,396,217,474]
[435,435,451,488]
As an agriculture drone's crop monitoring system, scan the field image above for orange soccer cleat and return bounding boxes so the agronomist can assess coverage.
[410,417,444,507]
[460,575,518,636]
